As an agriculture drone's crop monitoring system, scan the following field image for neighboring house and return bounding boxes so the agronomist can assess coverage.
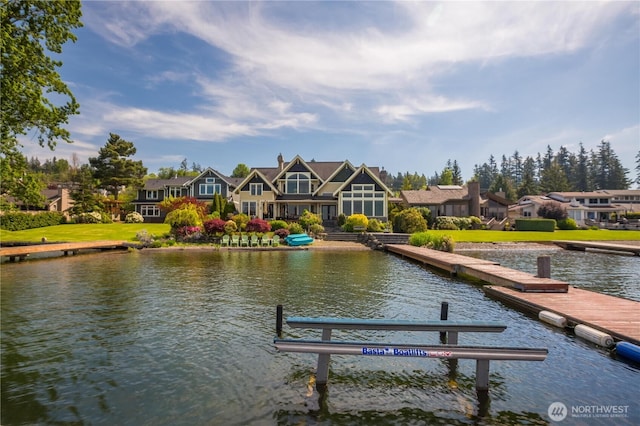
[234,154,393,226]
[400,182,509,221]
[510,190,639,226]
[132,168,239,223]
[5,185,74,216]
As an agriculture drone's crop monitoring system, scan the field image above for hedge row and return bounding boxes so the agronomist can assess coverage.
[515,218,556,232]
[0,211,65,231]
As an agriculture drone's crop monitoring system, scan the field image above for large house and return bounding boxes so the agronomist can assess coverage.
[399,182,510,223]
[133,155,393,225]
[131,168,242,223]
[509,190,640,226]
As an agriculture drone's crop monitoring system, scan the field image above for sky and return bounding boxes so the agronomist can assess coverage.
[23,1,640,183]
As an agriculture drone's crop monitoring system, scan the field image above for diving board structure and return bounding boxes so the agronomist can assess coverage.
[274,307,547,392]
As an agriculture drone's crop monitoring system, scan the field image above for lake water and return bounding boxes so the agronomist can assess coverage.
[1,248,639,425]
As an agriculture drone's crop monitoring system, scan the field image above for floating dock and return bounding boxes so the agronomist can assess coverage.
[484,285,640,345]
[386,244,568,292]
[552,240,640,256]
[385,244,640,345]
[0,241,129,262]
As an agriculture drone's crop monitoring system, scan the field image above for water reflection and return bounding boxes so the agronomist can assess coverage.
[1,249,638,425]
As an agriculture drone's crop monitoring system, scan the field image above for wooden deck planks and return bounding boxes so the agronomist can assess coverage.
[0,241,128,261]
[386,244,568,292]
[484,285,640,344]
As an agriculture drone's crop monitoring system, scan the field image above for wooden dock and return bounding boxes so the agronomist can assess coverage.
[484,285,640,345]
[0,241,129,262]
[552,240,640,256]
[386,244,568,292]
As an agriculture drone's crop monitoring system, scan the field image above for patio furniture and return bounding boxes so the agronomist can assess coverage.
[221,235,230,247]
[231,235,239,247]
[240,235,249,247]
[271,235,280,247]
[250,235,259,247]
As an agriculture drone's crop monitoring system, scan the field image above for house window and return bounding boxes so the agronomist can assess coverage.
[242,201,257,216]
[286,173,310,194]
[141,205,160,217]
[341,184,385,217]
[589,198,598,205]
[167,187,182,198]
[599,198,608,204]
[200,178,221,196]
[146,190,158,200]
[250,183,262,196]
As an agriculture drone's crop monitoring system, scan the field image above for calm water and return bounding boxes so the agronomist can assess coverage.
[1,248,639,425]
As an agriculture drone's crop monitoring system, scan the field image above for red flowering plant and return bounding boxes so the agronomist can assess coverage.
[175,226,203,242]
[203,218,227,236]
[159,196,208,218]
[245,218,271,233]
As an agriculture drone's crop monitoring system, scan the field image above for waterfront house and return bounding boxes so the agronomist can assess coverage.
[509,190,639,226]
[234,154,393,226]
[400,182,509,225]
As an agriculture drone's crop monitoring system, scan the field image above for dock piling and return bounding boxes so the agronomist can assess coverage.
[537,256,551,279]
[440,302,449,343]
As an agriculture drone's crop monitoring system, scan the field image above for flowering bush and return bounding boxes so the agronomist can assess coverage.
[125,212,144,223]
[159,196,208,218]
[274,228,290,239]
[165,204,203,230]
[74,212,102,224]
[298,210,322,230]
[204,218,227,235]
[231,213,249,231]
[246,218,271,233]
[224,220,237,234]
[175,226,203,242]
[343,214,369,232]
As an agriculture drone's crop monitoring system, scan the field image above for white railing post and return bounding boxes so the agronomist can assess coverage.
[315,328,332,386]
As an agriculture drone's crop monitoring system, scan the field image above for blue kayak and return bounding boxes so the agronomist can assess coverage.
[284,233,314,246]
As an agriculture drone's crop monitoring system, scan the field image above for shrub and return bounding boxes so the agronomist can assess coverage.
[367,218,384,232]
[246,218,271,233]
[204,218,227,235]
[309,223,325,236]
[409,232,455,252]
[537,202,568,221]
[557,218,578,230]
[343,214,369,232]
[75,212,103,224]
[515,218,556,232]
[433,216,458,230]
[135,229,154,245]
[0,211,64,231]
[298,210,322,230]
[393,208,428,233]
[125,212,144,223]
[624,212,640,220]
[274,228,290,239]
[224,220,237,234]
[175,226,203,242]
[231,213,250,231]
[159,196,208,218]
[337,213,346,227]
[288,222,304,234]
[269,220,288,231]
[164,204,203,230]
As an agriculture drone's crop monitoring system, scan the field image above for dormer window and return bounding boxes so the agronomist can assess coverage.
[146,190,158,199]
[286,172,310,194]
[250,183,263,196]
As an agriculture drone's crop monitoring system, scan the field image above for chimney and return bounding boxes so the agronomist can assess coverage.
[277,153,284,171]
[468,181,480,217]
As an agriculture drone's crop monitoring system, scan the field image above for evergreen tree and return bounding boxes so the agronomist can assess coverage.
[511,150,523,186]
[451,160,463,185]
[517,157,539,198]
[489,174,517,203]
[539,161,571,193]
[89,133,147,200]
[439,168,454,185]
[636,150,640,187]
[573,143,591,192]
[69,164,103,215]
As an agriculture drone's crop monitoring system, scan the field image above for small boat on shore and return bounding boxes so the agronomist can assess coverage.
[284,233,314,246]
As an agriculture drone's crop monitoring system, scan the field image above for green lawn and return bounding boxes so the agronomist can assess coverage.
[0,223,171,243]
[1,223,638,244]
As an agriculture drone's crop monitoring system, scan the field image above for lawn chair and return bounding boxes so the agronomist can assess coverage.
[271,235,280,247]
[240,235,249,247]
[231,235,239,247]
[250,235,259,247]
[221,235,230,247]
[261,236,270,247]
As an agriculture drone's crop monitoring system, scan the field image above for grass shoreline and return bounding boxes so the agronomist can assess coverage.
[1,223,639,246]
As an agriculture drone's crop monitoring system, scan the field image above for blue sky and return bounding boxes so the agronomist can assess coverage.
[24,1,640,182]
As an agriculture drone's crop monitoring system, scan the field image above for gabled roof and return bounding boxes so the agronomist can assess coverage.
[314,160,356,195]
[185,167,236,188]
[143,176,192,190]
[401,186,469,205]
[234,169,280,194]
[334,164,394,197]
